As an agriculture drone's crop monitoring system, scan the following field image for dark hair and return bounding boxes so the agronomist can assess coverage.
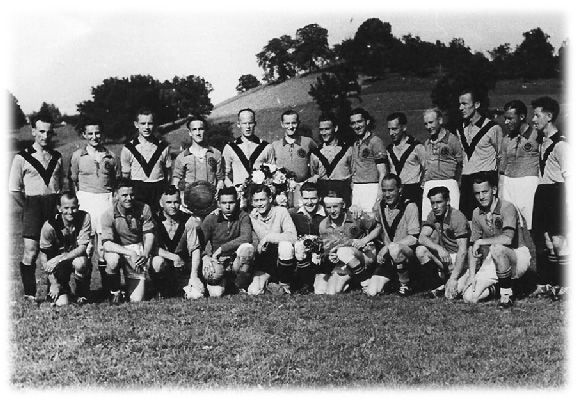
[238,108,256,119]
[471,171,497,187]
[59,191,78,205]
[381,173,402,188]
[531,96,560,122]
[349,107,370,121]
[318,112,337,126]
[218,186,238,201]
[83,118,103,130]
[186,115,207,129]
[135,108,154,121]
[162,185,180,197]
[30,111,54,127]
[249,184,272,198]
[427,186,450,200]
[281,110,299,122]
[114,177,134,192]
[300,182,318,195]
[503,100,527,120]
[459,88,481,104]
[386,112,407,125]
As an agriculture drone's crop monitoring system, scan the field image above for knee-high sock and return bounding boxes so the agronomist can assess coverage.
[277,258,296,285]
[20,262,37,297]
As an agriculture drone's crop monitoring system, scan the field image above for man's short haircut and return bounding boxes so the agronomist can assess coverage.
[300,182,318,195]
[162,185,180,198]
[349,107,371,121]
[59,191,78,205]
[531,96,560,122]
[459,87,481,104]
[218,186,238,201]
[503,100,528,119]
[319,112,338,126]
[382,173,402,188]
[135,108,154,121]
[83,118,103,131]
[423,108,443,119]
[471,171,497,188]
[281,110,299,122]
[238,108,256,119]
[186,115,207,129]
[114,177,134,192]
[386,111,407,125]
[250,183,272,198]
[30,111,54,127]
[427,186,450,200]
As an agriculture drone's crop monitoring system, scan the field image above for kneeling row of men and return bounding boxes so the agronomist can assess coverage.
[41,169,530,309]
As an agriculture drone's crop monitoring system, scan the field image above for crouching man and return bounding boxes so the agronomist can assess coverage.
[319,191,381,295]
[151,186,201,299]
[249,184,298,295]
[195,186,255,297]
[101,178,155,304]
[416,186,469,299]
[39,192,92,305]
[462,171,531,308]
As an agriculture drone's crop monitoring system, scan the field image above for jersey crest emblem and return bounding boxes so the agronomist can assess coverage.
[208,157,217,169]
[523,142,532,152]
[349,226,360,237]
[494,217,503,230]
[440,146,449,156]
[361,148,370,159]
[297,148,307,158]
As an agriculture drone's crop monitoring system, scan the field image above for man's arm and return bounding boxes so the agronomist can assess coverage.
[162,147,172,184]
[222,145,234,187]
[69,150,80,192]
[450,237,468,280]
[263,208,298,244]
[120,147,131,178]
[171,153,184,188]
[219,213,253,254]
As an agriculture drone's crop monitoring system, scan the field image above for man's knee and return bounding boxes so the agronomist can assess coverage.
[415,246,430,264]
[237,243,256,263]
[72,256,90,278]
[104,253,121,273]
[489,244,507,258]
[151,256,166,273]
[278,241,294,260]
[22,239,40,264]
[462,287,479,303]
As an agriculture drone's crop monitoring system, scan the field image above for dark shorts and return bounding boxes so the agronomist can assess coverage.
[132,180,166,214]
[22,194,59,240]
[533,183,566,236]
[317,179,352,208]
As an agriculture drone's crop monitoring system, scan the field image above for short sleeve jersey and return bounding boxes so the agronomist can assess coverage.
[423,206,469,254]
[289,205,327,236]
[351,133,387,184]
[40,210,92,256]
[374,199,420,244]
[539,131,569,185]
[101,201,155,246]
[423,128,464,182]
[386,135,426,185]
[309,140,352,181]
[500,125,539,178]
[69,146,118,193]
[319,212,377,241]
[9,144,64,196]
[471,199,523,248]
[172,146,224,188]
[222,136,275,186]
[272,136,318,182]
[457,117,503,175]
[121,136,171,182]
[154,211,199,261]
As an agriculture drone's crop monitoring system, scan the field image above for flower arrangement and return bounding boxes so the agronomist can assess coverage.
[238,163,298,208]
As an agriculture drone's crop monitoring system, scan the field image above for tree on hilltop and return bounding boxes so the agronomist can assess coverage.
[7,91,27,130]
[236,74,261,93]
[293,23,332,73]
[30,102,62,125]
[514,27,557,80]
[256,35,297,83]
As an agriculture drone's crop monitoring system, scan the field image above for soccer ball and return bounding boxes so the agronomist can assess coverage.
[202,258,225,285]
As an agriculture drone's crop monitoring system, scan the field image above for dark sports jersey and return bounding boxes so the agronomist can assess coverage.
[373,199,420,245]
[40,210,92,258]
[101,201,155,246]
[289,205,327,236]
[457,117,503,175]
[223,135,275,186]
[121,136,171,182]
[386,135,426,184]
[154,211,199,261]
[9,144,64,196]
[423,206,469,254]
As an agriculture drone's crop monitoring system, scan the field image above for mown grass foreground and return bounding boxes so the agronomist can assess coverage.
[11,290,565,388]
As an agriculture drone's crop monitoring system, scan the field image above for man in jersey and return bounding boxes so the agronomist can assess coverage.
[39,192,92,305]
[223,108,275,191]
[121,109,172,215]
[372,174,421,296]
[421,108,463,222]
[416,186,469,299]
[100,178,156,304]
[385,112,426,217]
[9,112,64,302]
[349,108,388,213]
[197,186,254,297]
[309,113,353,207]
[530,96,569,301]
[172,115,224,195]
[461,172,531,308]
[151,186,201,299]
[319,191,381,295]
[499,100,540,232]
[288,182,326,294]
[248,184,298,295]
[272,110,317,207]
[69,119,118,296]
[456,89,503,220]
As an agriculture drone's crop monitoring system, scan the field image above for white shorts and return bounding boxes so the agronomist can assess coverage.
[352,183,380,213]
[77,191,113,234]
[500,175,539,229]
[474,246,531,285]
[422,179,460,221]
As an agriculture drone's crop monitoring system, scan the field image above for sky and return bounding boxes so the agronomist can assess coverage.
[2,1,572,116]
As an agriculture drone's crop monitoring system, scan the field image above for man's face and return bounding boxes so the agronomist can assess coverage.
[319,120,337,143]
[58,197,80,223]
[349,113,368,137]
[381,179,401,207]
[325,201,344,220]
[251,191,271,216]
[161,193,181,217]
[532,107,551,132]
[458,93,479,120]
[301,190,319,214]
[188,120,205,144]
[504,108,524,134]
[32,120,55,148]
[423,111,442,136]
[237,111,256,137]
[387,118,406,144]
[218,194,237,217]
[116,187,135,210]
[281,114,299,137]
[84,125,102,147]
[429,193,449,218]
[134,114,154,137]
[473,181,496,210]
